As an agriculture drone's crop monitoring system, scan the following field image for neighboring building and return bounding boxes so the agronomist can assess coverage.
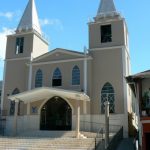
[1,0,131,137]
[126,70,150,150]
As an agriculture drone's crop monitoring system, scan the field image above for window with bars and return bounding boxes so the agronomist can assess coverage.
[35,69,43,88]
[16,37,24,54]
[101,25,112,43]
[72,66,80,85]
[101,82,115,114]
[52,68,62,87]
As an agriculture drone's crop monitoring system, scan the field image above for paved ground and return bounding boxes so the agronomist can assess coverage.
[116,138,135,150]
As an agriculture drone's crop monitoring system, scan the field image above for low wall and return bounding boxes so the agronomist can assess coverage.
[5,115,40,136]
[79,114,128,137]
[5,114,128,137]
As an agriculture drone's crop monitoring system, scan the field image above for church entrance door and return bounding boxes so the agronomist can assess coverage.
[40,97,72,130]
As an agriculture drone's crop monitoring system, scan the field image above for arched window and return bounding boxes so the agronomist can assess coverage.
[72,65,80,85]
[10,88,20,115]
[35,69,43,88]
[52,68,62,86]
[101,82,115,114]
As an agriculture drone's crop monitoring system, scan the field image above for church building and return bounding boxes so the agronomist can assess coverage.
[1,0,131,137]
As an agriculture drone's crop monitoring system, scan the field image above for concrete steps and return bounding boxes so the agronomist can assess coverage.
[0,137,95,150]
[0,131,98,149]
[0,130,117,150]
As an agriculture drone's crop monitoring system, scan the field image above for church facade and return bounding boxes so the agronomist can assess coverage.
[1,0,131,137]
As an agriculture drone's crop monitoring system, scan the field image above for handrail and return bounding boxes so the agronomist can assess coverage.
[95,128,104,150]
[80,121,122,150]
[106,127,123,150]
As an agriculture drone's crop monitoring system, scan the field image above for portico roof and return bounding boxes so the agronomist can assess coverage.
[8,87,90,103]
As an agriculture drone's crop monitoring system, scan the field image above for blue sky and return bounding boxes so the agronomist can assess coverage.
[0,0,150,80]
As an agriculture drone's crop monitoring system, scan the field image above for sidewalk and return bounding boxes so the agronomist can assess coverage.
[116,138,135,150]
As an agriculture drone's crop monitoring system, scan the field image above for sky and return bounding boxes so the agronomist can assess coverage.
[0,0,150,80]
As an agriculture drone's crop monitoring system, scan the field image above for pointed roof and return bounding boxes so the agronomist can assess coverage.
[17,0,41,35]
[97,0,118,17]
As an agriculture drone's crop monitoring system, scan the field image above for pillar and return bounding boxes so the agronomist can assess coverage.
[28,54,33,90]
[27,102,30,115]
[27,102,30,130]
[76,101,80,138]
[83,46,87,114]
[13,100,19,136]
[104,101,110,149]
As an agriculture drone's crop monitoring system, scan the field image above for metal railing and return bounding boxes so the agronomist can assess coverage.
[107,127,123,150]
[80,121,122,150]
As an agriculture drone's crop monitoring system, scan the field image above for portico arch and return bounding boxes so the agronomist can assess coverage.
[40,96,72,130]
[38,96,74,115]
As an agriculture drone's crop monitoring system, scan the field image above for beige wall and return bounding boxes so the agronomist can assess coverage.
[89,19,125,49]
[2,31,48,115]
[2,59,29,113]
[32,34,48,58]
[32,60,84,92]
[6,33,33,59]
[89,48,125,114]
[6,31,48,59]
[33,50,85,63]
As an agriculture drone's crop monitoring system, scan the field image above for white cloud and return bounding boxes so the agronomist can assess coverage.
[40,18,63,31]
[0,27,14,60]
[40,18,50,26]
[0,12,14,20]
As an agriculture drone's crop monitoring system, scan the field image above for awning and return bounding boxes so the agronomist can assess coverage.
[8,87,90,104]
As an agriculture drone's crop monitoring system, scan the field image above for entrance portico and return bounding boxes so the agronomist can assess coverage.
[8,87,90,138]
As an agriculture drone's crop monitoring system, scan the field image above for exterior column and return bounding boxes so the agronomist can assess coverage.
[27,102,30,115]
[104,101,110,149]
[76,101,80,138]
[13,100,19,136]
[28,54,33,90]
[83,46,87,114]
[26,102,30,130]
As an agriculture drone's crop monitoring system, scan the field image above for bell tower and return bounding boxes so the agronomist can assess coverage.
[89,0,129,50]
[89,0,131,137]
[1,0,48,115]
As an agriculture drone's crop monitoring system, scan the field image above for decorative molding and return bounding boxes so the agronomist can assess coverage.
[33,48,85,62]
[7,30,48,45]
[27,57,93,66]
[89,45,124,51]
[88,18,124,25]
[6,57,31,61]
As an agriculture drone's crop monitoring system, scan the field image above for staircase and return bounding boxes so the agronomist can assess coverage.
[0,131,96,150]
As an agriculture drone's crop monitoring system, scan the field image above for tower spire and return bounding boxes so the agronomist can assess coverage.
[96,0,119,18]
[16,0,41,35]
